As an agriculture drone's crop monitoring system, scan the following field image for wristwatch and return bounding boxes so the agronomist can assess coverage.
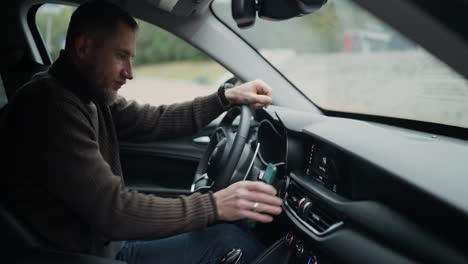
[217,82,234,108]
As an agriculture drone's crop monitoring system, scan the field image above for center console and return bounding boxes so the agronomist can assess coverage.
[254,172,345,264]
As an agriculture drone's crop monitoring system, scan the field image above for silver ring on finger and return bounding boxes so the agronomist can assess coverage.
[252,202,259,212]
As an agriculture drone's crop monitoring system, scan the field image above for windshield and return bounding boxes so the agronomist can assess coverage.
[212,0,468,129]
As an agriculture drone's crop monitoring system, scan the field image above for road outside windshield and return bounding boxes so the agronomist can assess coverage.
[213,0,468,129]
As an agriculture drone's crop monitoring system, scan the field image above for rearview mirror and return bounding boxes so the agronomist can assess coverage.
[232,0,328,28]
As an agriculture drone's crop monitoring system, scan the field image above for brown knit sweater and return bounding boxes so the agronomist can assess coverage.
[0,52,226,256]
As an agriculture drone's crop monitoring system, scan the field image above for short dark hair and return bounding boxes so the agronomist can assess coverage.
[65,0,138,50]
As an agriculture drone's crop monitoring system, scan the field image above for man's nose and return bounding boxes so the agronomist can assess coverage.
[123,62,133,80]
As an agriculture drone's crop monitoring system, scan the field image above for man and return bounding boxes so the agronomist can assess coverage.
[0,0,282,263]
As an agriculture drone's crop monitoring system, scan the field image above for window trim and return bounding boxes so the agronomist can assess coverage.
[0,74,8,108]
[28,4,52,65]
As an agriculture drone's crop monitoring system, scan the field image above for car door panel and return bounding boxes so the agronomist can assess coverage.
[119,118,220,196]
[120,138,204,194]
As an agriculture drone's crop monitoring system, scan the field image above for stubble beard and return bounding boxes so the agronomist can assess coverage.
[95,86,118,105]
[87,66,118,105]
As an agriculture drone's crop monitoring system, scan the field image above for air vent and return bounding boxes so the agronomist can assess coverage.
[305,202,341,234]
[286,184,306,212]
[285,182,343,236]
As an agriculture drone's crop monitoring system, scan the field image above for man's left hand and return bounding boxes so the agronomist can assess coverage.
[225,79,273,109]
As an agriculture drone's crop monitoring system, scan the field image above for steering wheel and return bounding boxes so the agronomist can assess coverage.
[192,105,252,192]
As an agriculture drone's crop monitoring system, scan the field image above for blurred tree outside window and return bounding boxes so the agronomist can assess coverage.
[36,4,229,106]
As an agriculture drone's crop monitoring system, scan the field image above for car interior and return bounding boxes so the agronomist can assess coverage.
[1,0,468,263]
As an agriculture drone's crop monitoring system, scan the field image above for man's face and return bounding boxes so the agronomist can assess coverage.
[82,22,136,104]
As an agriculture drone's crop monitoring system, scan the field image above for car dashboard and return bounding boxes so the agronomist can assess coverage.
[251,107,468,264]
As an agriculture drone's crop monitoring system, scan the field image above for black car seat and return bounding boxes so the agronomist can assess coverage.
[0,47,48,99]
[0,47,48,249]
[0,205,42,248]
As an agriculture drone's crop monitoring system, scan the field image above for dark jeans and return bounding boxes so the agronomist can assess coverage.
[115,223,264,264]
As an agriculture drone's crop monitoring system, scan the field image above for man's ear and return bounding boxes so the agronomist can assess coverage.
[74,35,94,61]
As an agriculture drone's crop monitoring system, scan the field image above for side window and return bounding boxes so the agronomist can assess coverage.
[0,76,7,108]
[36,4,76,62]
[120,20,230,105]
[35,4,230,106]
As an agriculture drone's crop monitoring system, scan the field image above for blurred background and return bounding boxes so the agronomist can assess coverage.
[36,4,227,105]
[36,0,468,128]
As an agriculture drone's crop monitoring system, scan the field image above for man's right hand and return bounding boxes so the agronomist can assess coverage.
[224,79,273,109]
[213,181,283,223]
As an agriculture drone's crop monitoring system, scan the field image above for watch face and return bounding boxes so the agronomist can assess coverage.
[224,83,235,89]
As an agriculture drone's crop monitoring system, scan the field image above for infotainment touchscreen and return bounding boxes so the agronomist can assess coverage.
[305,141,343,194]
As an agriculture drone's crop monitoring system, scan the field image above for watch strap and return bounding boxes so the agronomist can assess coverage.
[218,83,234,108]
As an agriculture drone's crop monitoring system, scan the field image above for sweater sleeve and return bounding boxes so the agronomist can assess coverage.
[22,94,218,240]
[110,92,226,142]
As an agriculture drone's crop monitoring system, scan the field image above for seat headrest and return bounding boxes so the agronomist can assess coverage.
[0,48,25,71]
